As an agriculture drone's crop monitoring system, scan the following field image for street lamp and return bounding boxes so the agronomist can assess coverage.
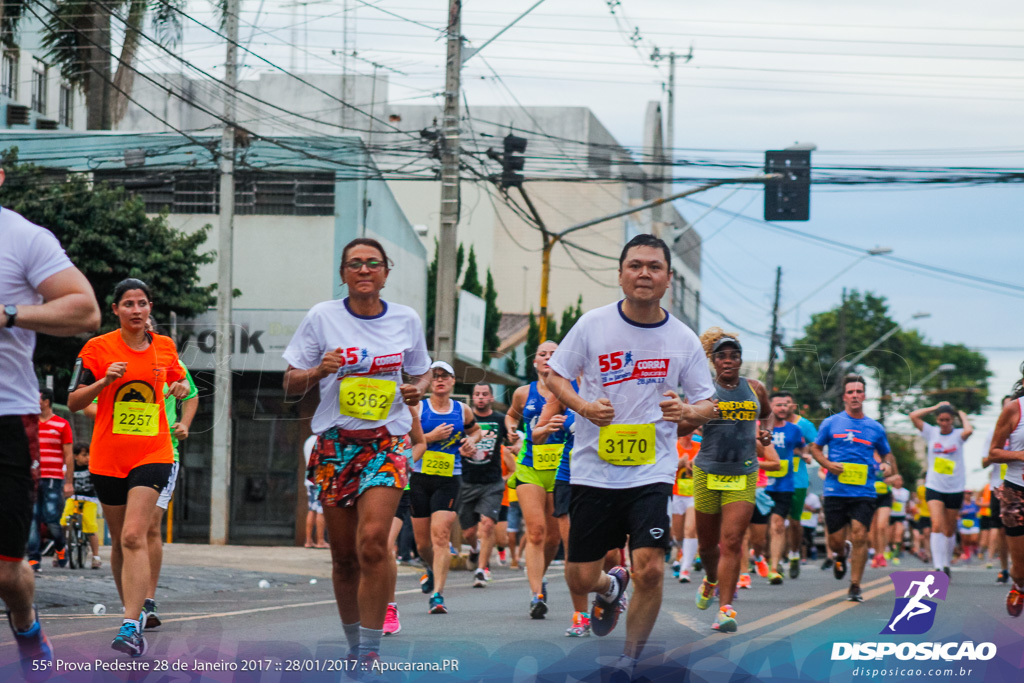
[843,311,930,371]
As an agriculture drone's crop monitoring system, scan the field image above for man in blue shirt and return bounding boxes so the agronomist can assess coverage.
[811,376,894,603]
[783,394,818,576]
[765,393,806,585]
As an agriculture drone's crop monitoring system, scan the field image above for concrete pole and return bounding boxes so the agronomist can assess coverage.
[433,0,462,364]
[666,52,675,193]
[766,266,782,391]
[211,0,239,546]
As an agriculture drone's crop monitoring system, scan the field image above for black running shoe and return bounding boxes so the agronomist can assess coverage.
[847,583,863,603]
[590,567,629,637]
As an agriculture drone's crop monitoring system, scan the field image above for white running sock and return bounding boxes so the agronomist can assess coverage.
[930,533,945,570]
[681,538,699,572]
[600,574,620,602]
[342,621,361,652]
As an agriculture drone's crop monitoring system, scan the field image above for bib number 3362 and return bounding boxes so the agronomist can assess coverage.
[339,376,396,421]
[598,424,656,466]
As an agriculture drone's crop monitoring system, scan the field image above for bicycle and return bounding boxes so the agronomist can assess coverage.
[65,498,88,570]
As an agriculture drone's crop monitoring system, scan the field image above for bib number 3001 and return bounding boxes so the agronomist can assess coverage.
[339,376,396,421]
[598,424,656,466]
[113,402,160,436]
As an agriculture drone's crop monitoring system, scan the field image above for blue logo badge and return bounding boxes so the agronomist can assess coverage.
[882,571,949,635]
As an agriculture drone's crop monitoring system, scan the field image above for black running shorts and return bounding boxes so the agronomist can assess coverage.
[409,472,461,518]
[925,488,963,510]
[823,496,877,534]
[567,483,672,563]
[767,491,793,519]
[0,415,38,562]
[553,480,572,518]
[91,463,174,507]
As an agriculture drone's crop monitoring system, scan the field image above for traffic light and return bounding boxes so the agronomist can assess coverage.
[764,149,811,221]
[501,134,527,188]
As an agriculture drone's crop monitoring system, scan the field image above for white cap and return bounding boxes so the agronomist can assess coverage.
[430,360,455,376]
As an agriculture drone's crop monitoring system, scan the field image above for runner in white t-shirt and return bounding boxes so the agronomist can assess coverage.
[544,234,716,677]
[981,395,1014,584]
[282,238,431,666]
[909,401,973,576]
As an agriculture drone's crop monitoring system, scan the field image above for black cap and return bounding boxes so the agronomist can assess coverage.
[711,337,742,354]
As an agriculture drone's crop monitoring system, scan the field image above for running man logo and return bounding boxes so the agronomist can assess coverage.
[882,571,949,635]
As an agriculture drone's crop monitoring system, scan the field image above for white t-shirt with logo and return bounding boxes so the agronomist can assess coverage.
[283,298,431,436]
[890,486,910,518]
[0,208,74,416]
[801,492,821,528]
[547,301,715,490]
[921,423,967,493]
[981,428,1008,488]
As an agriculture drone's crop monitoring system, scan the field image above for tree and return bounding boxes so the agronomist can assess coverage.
[0,149,215,400]
[524,309,557,383]
[425,238,438,345]
[483,268,501,364]
[890,434,922,491]
[41,0,187,129]
[776,290,989,422]
[555,295,584,343]
[461,245,482,296]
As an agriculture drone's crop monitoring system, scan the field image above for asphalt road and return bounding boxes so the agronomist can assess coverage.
[3,552,1023,683]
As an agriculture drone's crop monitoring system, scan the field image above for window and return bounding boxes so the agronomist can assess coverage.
[31,60,47,114]
[58,84,72,127]
[93,170,336,216]
[1,51,17,99]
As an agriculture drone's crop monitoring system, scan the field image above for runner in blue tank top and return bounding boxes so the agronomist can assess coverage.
[506,341,573,620]
[409,361,481,615]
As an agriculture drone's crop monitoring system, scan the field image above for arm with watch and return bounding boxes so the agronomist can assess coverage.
[3,266,100,334]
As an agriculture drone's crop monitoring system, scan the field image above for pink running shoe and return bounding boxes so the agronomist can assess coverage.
[383,603,401,635]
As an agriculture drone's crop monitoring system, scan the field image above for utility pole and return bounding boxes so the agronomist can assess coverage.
[666,51,675,183]
[765,266,782,391]
[832,287,847,410]
[211,0,238,546]
[433,0,462,364]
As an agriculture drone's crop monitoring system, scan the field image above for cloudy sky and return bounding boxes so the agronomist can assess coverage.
[164,1,1022,465]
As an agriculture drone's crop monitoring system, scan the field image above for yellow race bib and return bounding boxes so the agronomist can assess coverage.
[113,402,160,436]
[933,457,955,476]
[837,463,868,486]
[339,376,396,421]
[800,511,813,521]
[707,473,746,491]
[875,480,889,495]
[1000,464,1007,479]
[421,450,455,477]
[892,501,905,514]
[677,477,694,497]
[766,459,790,478]
[598,424,656,466]
[962,518,975,528]
[532,444,562,471]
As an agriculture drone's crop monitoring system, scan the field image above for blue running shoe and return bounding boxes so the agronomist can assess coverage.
[143,599,161,629]
[420,568,434,594]
[111,621,147,657]
[590,567,629,637]
[428,593,447,614]
[8,608,54,682]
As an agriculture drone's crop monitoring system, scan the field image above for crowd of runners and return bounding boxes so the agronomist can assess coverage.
[3,204,1024,682]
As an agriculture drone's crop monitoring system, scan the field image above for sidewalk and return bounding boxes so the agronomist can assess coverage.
[31,543,423,611]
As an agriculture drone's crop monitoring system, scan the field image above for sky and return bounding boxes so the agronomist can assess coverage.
[154,0,1024,451]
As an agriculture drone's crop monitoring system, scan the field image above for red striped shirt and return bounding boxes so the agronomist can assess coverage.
[38,414,72,480]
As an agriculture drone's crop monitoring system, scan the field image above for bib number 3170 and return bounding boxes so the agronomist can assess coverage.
[598,424,656,466]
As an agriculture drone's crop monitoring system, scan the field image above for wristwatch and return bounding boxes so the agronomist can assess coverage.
[3,305,17,328]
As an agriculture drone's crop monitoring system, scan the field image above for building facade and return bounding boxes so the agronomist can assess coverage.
[0,131,427,544]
